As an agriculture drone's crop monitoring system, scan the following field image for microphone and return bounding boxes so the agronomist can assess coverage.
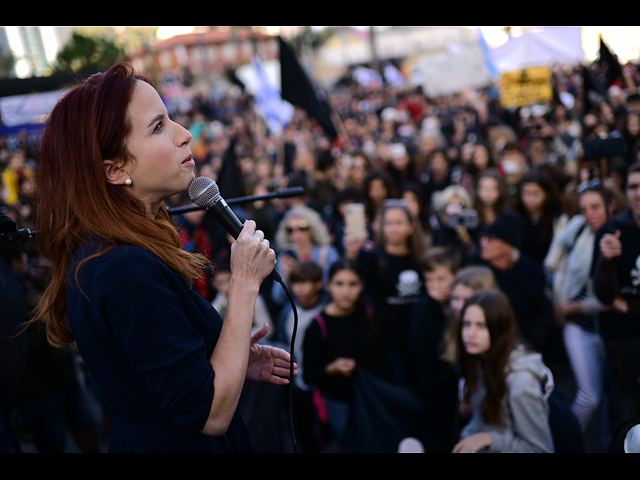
[188,177,282,282]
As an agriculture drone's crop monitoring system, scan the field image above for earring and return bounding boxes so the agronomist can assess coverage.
[125,178,132,186]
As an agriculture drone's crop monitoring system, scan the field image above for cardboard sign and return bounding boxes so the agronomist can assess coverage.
[499,66,553,109]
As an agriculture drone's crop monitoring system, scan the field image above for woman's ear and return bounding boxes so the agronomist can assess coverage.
[103,159,131,186]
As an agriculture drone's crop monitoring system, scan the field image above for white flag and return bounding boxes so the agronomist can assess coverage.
[383,62,406,87]
[252,56,294,136]
[352,66,383,90]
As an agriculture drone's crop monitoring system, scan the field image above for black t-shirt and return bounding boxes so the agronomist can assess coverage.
[520,215,554,266]
[594,209,640,341]
[358,247,426,349]
[302,308,389,401]
[406,292,455,392]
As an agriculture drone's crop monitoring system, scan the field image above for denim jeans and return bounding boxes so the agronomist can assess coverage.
[563,321,605,432]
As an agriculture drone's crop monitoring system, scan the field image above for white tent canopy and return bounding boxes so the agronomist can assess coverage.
[489,27,586,72]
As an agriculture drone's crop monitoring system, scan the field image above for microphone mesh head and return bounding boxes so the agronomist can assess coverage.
[188,177,220,208]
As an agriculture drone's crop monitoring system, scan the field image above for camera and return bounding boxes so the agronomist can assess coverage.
[446,209,479,229]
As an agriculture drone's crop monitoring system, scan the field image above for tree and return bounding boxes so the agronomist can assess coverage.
[52,31,126,75]
[0,45,15,79]
[77,26,158,56]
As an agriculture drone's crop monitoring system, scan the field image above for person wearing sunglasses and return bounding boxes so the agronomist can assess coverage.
[271,206,340,324]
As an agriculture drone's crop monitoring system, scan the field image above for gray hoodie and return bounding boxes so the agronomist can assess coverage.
[460,343,555,453]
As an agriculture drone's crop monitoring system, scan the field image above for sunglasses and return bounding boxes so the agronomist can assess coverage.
[383,199,410,208]
[286,222,310,234]
[577,178,602,194]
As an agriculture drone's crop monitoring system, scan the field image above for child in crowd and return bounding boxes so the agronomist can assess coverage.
[210,258,274,339]
[440,265,498,430]
[302,259,389,451]
[451,289,555,453]
[407,247,461,392]
[283,261,326,386]
[282,261,326,453]
[423,246,461,309]
[442,265,498,365]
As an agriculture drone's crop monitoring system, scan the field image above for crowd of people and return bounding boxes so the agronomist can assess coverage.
[3,52,640,453]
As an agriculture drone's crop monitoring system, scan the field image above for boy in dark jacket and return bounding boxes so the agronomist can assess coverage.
[407,247,461,392]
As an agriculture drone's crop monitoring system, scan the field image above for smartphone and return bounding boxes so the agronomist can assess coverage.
[344,203,367,240]
[446,209,478,229]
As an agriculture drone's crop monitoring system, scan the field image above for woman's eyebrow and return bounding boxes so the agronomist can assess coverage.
[147,113,165,128]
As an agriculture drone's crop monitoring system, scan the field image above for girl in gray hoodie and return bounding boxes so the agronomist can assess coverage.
[451,289,555,453]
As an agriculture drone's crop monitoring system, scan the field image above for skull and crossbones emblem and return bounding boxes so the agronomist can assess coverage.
[631,255,640,287]
[396,270,421,297]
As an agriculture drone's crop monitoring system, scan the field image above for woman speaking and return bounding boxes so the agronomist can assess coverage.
[30,62,295,452]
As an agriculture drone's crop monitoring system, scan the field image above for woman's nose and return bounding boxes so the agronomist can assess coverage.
[175,122,192,147]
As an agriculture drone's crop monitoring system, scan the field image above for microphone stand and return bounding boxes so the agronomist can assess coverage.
[1,187,306,242]
[167,186,304,216]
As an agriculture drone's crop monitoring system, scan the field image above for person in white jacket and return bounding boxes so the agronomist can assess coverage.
[452,289,555,453]
[544,182,623,435]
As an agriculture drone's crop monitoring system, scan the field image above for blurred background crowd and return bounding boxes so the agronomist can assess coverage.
[3,26,640,453]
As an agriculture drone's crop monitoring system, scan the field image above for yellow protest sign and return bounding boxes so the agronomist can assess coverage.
[499,66,553,109]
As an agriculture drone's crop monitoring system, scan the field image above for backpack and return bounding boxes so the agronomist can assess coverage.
[547,387,586,453]
[310,306,375,426]
[311,313,330,425]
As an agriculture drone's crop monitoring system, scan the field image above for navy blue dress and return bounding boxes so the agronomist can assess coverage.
[67,239,252,452]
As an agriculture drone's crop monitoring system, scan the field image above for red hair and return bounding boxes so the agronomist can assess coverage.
[32,62,209,348]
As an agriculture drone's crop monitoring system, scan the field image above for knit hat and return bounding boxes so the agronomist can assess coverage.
[483,211,524,249]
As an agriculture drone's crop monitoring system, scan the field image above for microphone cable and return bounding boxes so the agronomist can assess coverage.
[184,178,302,451]
[275,277,299,453]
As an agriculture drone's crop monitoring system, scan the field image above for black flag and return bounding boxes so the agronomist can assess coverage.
[216,137,246,200]
[344,366,459,453]
[226,67,246,92]
[278,36,338,141]
[598,35,624,89]
[582,63,610,113]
